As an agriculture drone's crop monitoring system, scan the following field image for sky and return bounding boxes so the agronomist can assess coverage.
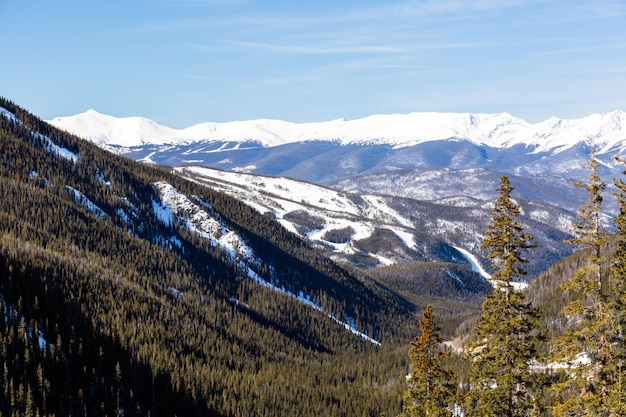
[1,0,625,127]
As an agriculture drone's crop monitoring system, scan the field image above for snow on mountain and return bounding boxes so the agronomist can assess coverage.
[66,186,107,219]
[49,110,181,147]
[2,106,79,162]
[176,166,419,266]
[174,166,573,279]
[504,110,626,154]
[152,179,382,344]
[186,166,578,287]
[0,106,17,122]
[48,109,626,152]
[153,181,257,264]
[41,106,588,279]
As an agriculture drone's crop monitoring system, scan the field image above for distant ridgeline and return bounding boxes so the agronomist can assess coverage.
[49,108,626,186]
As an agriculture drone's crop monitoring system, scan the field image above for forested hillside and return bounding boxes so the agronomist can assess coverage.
[9,95,626,416]
[0,97,436,416]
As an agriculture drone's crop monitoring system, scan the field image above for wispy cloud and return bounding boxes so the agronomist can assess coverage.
[333,0,536,21]
[155,0,252,8]
[548,0,626,22]
[528,43,622,59]
[183,42,228,51]
[221,40,403,55]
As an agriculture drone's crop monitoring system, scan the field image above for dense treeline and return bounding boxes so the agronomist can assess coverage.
[0,247,211,416]
[405,161,626,416]
[368,261,491,337]
[0,97,420,416]
[525,233,623,350]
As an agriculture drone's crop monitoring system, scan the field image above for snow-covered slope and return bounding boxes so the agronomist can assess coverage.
[177,166,574,278]
[49,110,626,151]
[150,179,382,344]
[177,166,418,267]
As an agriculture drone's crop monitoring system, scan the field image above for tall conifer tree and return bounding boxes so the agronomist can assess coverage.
[606,156,626,415]
[550,146,611,416]
[403,305,456,417]
[464,176,544,417]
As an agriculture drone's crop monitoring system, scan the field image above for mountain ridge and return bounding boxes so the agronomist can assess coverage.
[48,109,626,152]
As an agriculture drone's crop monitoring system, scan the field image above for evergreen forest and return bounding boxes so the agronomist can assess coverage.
[0,97,422,416]
[3,96,626,416]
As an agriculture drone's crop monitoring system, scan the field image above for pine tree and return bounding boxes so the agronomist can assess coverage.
[464,176,544,417]
[606,156,626,415]
[550,145,611,416]
[403,305,456,417]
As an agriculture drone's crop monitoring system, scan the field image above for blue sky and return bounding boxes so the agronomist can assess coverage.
[1,0,625,127]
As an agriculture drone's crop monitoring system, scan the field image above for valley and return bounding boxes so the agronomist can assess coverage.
[2,97,626,416]
[0,98,419,416]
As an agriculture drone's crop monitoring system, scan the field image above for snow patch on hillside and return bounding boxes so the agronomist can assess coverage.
[361,195,414,228]
[38,132,78,162]
[66,186,106,218]
[0,107,17,122]
[2,106,78,162]
[181,166,362,216]
[242,268,381,345]
[453,246,491,280]
[153,181,255,263]
[330,316,381,346]
[388,227,417,250]
[96,170,112,188]
[453,245,529,290]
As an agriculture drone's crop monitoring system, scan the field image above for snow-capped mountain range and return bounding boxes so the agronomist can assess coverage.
[48,110,626,187]
[50,109,626,153]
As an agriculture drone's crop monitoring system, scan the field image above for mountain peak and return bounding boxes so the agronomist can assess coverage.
[51,110,179,147]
